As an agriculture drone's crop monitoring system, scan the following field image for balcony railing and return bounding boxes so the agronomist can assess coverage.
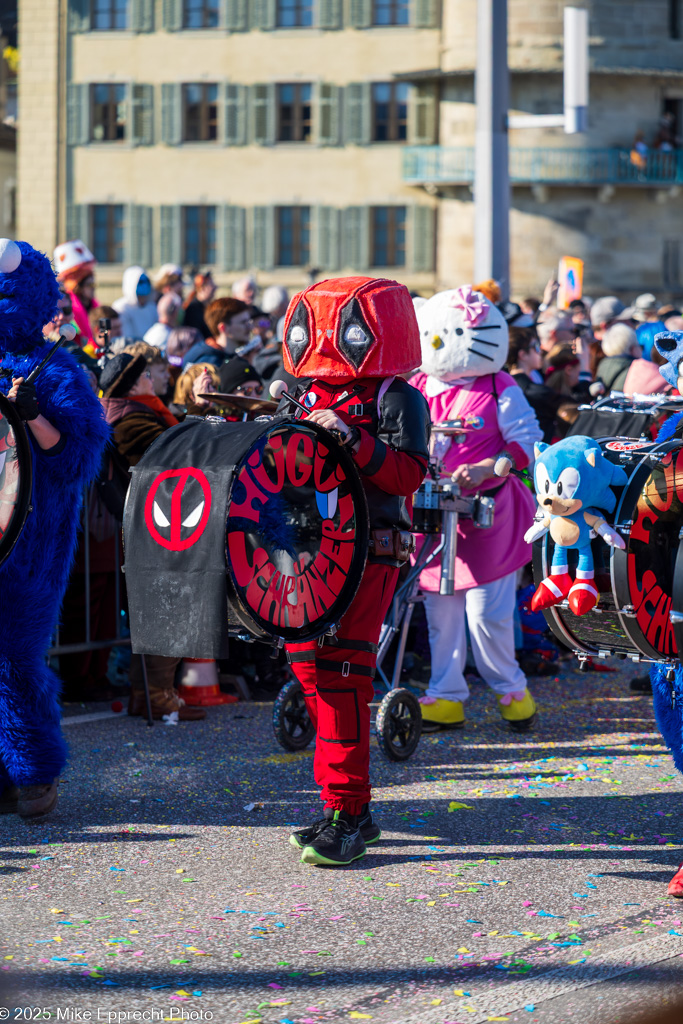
[402,146,683,187]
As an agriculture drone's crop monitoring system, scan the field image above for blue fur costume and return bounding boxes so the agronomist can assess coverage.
[0,241,109,790]
[650,330,683,773]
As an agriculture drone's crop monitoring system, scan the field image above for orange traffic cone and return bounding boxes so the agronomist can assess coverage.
[177,659,238,706]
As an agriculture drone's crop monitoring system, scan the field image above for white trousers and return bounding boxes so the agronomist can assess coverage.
[423,572,527,703]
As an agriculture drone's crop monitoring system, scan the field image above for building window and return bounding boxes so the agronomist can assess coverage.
[91,0,128,30]
[664,239,681,290]
[372,0,410,25]
[182,84,219,142]
[371,82,409,142]
[183,0,220,28]
[371,206,406,267]
[91,84,126,142]
[277,0,314,26]
[183,206,217,265]
[277,84,312,142]
[277,206,310,266]
[91,204,125,263]
[670,0,682,39]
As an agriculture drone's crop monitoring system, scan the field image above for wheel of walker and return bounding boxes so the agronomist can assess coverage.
[375,688,422,762]
[272,678,316,751]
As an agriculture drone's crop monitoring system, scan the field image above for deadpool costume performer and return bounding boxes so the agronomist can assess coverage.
[278,276,430,866]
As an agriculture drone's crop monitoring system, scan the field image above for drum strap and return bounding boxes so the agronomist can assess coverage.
[318,637,379,654]
[315,658,376,679]
[286,650,317,665]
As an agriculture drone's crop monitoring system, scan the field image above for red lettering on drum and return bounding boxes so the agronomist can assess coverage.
[227,430,358,633]
[646,589,675,654]
[285,431,315,488]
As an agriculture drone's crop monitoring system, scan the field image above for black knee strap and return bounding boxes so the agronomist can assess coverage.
[319,637,378,654]
[315,658,376,679]
[286,650,317,665]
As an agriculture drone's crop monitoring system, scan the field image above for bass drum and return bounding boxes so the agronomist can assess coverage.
[225,418,370,643]
[0,392,32,570]
[534,436,683,663]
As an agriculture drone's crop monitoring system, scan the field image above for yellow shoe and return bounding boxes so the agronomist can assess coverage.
[496,690,536,732]
[419,697,465,731]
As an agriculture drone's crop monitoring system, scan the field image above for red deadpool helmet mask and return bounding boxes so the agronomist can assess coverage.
[282,276,421,381]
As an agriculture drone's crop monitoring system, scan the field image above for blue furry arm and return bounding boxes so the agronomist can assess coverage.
[32,350,110,485]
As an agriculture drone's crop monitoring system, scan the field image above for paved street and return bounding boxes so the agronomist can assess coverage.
[1,660,683,1024]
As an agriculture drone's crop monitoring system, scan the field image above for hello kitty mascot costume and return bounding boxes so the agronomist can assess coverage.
[411,286,542,731]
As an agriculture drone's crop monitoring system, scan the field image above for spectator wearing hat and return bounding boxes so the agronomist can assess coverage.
[183,297,252,368]
[153,264,186,300]
[183,272,216,339]
[53,240,99,349]
[218,354,263,397]
[113,266,158,341]
[633,293,666,360]
[99,353,205,722]
[121,341,172,402]
[596,323,642,392]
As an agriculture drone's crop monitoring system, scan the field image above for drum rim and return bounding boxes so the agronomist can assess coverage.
[0,392,33,571]
[225,417,370,642]
[611,436,682,661]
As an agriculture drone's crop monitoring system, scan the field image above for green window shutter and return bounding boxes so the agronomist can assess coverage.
[315,206,341,271]
[67,84,89,145]
[316,83,340,146]
[224,83,247,145]
[410,205,436,272]
[127,205,153,266]
[66,204,88,244]
[131,84,154,145]
[130,0,155,31]
[250,0,276,30]
[413,0,440,28]
[250,84,276,145]
[68,0,91,32]
[408,83,437,145]
[224,0,248,30]
[162,0,183,30]
[342,206,369,270]
[222,205,247,270]
[319,0,342,29]
[252,206,275,270]
[160,205,181,264]
[349,0,371,28]
[344,83,370,145]
[161,84,182,145]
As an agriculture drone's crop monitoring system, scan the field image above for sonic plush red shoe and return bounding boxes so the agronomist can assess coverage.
[668,863,683,898]
[530,572,572,612]
[568,578,599,616]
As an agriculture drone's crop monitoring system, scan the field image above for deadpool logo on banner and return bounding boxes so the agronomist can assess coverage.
[144,467,212,551]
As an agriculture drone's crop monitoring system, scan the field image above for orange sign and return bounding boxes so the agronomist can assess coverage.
[557,256,584,310]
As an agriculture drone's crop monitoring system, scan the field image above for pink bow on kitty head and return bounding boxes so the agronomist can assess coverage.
[450,286,490,328]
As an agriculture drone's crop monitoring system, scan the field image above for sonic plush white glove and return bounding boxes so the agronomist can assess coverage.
[595,520,626,550]
[524,519,549,544]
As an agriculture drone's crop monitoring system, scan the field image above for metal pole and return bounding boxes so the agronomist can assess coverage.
[564,6,589,135]
[474,0,510,298]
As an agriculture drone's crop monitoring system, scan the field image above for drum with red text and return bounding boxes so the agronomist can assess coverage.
[533,435,683,663]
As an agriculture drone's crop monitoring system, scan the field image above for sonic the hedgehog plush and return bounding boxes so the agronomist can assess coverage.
[524,435,628,616]
[0,239,109,819]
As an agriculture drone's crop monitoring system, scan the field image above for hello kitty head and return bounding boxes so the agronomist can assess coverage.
[416,286,509,382]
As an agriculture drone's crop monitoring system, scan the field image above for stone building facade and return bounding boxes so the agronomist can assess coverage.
[17,0,683,302]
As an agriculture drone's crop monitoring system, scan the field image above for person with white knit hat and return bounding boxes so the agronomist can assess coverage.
[53,240,98,351]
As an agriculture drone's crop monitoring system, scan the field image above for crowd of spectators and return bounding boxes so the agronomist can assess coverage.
[50,245,682,716]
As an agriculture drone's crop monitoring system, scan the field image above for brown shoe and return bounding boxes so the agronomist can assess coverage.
[128,690,206,721]
[0,784,19,814]
[17,782,59,820]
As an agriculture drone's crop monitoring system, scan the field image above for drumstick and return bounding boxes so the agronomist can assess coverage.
[269,380,310,416]
[25,324,77,384]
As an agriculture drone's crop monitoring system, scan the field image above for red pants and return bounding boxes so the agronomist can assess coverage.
[285,562,399,815]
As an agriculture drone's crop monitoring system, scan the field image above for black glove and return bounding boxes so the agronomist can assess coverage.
[12,380,40,421]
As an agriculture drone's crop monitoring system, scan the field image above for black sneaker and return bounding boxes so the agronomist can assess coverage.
[300,810,367,866]
[290,804,381,850]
